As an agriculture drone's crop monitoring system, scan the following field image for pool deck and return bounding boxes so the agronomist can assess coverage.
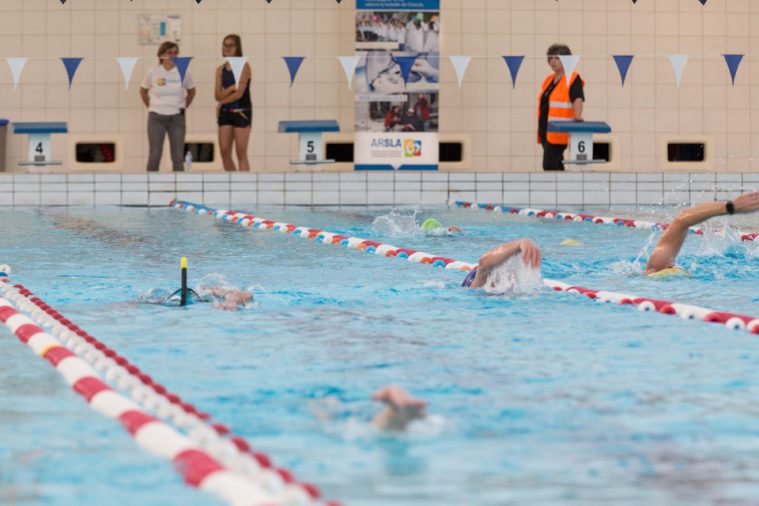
[0,171,756,207]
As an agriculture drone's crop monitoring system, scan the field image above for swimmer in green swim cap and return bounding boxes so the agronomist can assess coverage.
[421,218,463,235]
[646,190,759,276]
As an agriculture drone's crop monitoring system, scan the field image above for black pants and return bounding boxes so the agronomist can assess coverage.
[542,141,567,171]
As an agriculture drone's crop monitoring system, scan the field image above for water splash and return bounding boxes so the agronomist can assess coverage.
[372,207,423,237]
[481,256,544,296]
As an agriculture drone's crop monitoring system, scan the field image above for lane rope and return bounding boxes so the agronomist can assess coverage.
[170,199,759,336]
[0,275,337,506]
[453,201,758,242]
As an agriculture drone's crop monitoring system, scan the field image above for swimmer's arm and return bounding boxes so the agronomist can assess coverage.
[218,64,252,105]
[371,386,426,432]
[471,238,541,289]
[646,200,731,273]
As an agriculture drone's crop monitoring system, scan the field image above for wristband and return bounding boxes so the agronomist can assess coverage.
[726,200,735,215]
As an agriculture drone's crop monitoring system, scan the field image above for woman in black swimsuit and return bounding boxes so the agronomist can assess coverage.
[215,34,252,172]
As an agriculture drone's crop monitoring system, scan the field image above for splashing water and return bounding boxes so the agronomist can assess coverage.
[480,256,544,296]
[372,207,423,237]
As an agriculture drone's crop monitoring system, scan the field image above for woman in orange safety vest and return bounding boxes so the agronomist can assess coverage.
[537,44,585,171]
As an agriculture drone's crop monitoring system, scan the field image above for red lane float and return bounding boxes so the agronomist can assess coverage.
[0,279,337,506]
[454,201,758,242]
[170,200,759,336]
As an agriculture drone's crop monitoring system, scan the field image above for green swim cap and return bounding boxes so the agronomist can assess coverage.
[421,218,444,231]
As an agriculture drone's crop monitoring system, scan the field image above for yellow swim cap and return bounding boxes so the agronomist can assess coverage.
[560,239,583,246]
[647,267,688,279]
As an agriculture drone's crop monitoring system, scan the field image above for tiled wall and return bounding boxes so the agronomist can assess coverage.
[0,0,758,173]
[1,171,757,208]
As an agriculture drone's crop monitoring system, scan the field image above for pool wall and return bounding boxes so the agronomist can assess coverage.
[0,171,756,207]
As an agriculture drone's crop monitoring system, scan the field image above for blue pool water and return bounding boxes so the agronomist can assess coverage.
[1,205,758,505]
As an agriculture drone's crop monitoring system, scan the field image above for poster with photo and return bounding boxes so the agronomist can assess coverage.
[355,0,440,171]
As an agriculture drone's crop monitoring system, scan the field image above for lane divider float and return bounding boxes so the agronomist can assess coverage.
[169,200,759,335]
[0,275,338,506]
[453,201,758,242]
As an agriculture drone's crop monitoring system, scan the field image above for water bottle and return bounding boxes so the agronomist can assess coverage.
[184,151,193,172]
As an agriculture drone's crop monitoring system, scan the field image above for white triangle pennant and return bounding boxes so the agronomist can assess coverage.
[115,57,139,90]
[337,56,360,90]
[558,55,581,87]
[226,57,249,88]
[449,55,471,88]
[6,57,28,90]
[668,54,688,87]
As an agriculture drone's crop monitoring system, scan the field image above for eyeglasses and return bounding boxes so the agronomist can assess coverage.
[223,43,237,48]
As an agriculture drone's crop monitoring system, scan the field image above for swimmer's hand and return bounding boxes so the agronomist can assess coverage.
[733,191,759,213]
[371,385,427,432]
[516,238,542,268]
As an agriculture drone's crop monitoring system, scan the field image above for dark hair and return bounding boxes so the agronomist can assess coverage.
[546,43,572,60]
[223,34,243,57]
[157,41,179,63]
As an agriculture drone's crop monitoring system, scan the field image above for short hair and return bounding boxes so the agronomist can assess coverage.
[223,34,243,57]
[547,43,572,57]
[157,41,179,63]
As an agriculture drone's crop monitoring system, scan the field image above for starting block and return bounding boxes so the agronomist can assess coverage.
[547,121,611,165]
[278,120,340,165]
[13,122,68,167]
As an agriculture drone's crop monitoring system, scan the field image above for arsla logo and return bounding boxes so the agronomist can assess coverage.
[371,138,401,148]
[404,139,422,158]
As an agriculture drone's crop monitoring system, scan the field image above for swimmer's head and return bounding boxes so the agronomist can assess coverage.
[647,266,689,279]
[0,264,11,277]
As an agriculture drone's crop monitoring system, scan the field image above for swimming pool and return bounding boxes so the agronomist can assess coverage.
[1,204,758,505]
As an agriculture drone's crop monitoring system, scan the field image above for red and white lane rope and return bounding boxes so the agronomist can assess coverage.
[170,200,759,335]
[454,201,759,242]
[0,275,337,506]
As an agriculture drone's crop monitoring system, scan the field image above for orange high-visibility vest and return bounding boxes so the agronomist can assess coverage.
[537,72,584,145]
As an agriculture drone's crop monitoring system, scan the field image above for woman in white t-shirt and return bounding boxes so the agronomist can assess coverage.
[140,41,196,172]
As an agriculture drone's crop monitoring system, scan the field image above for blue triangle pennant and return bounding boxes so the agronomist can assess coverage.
[612,55,634,86]
[172,56,193,83]
[722,54,743,86]
[394,55,418,84]
[61,57,83,89]
[502,56,524,88]
[283,56,305,87]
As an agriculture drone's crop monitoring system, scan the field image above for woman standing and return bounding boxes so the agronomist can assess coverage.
[215,34,252,172]
[537,43,584,171]
[140,41,196,172]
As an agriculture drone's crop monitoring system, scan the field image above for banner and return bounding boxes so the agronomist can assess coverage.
[354,0,440,171]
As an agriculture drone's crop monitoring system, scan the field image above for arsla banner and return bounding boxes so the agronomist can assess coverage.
[355,0,440,171]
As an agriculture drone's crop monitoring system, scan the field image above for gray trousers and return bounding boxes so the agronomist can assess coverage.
[147,112,186,171]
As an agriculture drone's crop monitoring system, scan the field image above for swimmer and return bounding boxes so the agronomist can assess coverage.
[420,217,462,235]
[148,283,253,311]
[371,385,427,432]
[645,191,759,276]
[462,238,542,289]
[203,286,253,311]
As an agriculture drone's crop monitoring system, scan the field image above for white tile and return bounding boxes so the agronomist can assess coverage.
[395,181,421,192]
[421,192,448,205]
[40,192,67,206]
[689,173,716,183]
[312,191,339,205]
[476,172,501,181]
[259,182,284,191]
[558,182,583,191]
[530,182,555,191]
[95,183,121,192]
[557,191,583,206]
[203,173,231,182]
[689,182,716,191]
[230,180,256,191]
[123,182,147,192]
[122,192,148,206]
[367,172,394,183]
[422,172,448,182]
[367,181,393,191]
[583,173,610,182]
[502,173,530,182]
[202,192,232,206]
[95,174,121,182]
[177,182,203,192]
[502,191,529,206]
[610,182,636,192]
[0,193,13,206]
[394,191,421,205]
[286,182,312,191]
[176,173,204,183]
[449,181,475,191]
[339,172,367,183]
[475,191,501,203]
[149,182,175,192]
[176,192,203,202]
[742,173,759,183]
[663,173,689,183]
[716,173,742,183]
[148,173,174,183]
[0,183,11,192]
[68,193,95,206]
[14,192,40,206]
[638,182,662,192]
[122,174,147,183]
[662,191,689,205]
[14,174,40,183]
[286,191,312,205]
[394,172,421,182]
[229,173,257,184]
[340,192,367,205]
[95,192,121,205]
[14,183,39,192]
[610,173,636,182]
[477,181,502,192]
[636,173,662,183]
[421,181,448,191]
[690,192,717,205]
[530,192,556,206]
[530,173,556,182]
[313,182,340,192]
[313,172,340,182]
[40,174,66,183]
[448,172,475,182]
[503,182,529,191]
[285,173,311,182]
[258,191,285,205]
[231,191,256,207]
[205,182,231,192]
[368,191,394,205]
[638,191,665,205]
[583,192,609,205]
[610,191,637,205]
[68,183,94,192]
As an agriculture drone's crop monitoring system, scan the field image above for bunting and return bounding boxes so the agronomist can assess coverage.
[6,57,27,90]
[502,56,524,89]
[337,56,360,90]
[226,57,248,88]
[612,55,634,86]
[283,56,305,87]
[449,56,471,88]
[115,57,139,90]
[61,57,82,89]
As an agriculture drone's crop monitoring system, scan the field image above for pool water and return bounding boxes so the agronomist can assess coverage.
[1,205,759,506]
